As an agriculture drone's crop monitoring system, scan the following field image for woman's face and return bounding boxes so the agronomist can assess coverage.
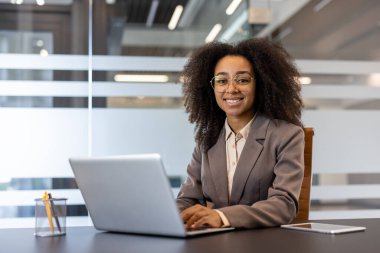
[212,55,256,123]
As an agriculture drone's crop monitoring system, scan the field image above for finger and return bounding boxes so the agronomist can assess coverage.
[185,210,207,229]
[192,217,217,228]
[181,204,205,222]
[192,211,222,228]
[181,206,199,222]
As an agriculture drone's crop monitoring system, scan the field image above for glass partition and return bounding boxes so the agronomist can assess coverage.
[0,0,90,227]
[1,0,380,227]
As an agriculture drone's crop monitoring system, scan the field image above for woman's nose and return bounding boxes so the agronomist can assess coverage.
[225,81,239,93]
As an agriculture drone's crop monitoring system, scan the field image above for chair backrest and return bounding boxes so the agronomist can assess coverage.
[294,127,314,221]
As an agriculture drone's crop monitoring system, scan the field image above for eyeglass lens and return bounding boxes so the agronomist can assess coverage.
[211,74,253,92]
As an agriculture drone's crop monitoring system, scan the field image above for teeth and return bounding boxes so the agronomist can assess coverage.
[226,99,241,103]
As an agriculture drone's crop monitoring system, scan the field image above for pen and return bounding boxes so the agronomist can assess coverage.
[43,192,54,233]
[48,193,62,232]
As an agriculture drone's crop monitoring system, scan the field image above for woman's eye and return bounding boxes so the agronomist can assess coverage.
[216,79,228,85]
[236,78,249,84]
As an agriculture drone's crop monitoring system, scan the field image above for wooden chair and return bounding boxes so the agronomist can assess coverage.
[294,127,314,221]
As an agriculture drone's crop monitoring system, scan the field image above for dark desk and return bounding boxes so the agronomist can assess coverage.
[1,219,378,253]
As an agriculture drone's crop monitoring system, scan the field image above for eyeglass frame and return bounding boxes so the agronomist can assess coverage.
[209,72,255,93]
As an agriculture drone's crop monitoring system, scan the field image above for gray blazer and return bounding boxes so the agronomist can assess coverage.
[176,114,304,228]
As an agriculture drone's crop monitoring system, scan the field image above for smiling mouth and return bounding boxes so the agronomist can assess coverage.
[224,98,243,105]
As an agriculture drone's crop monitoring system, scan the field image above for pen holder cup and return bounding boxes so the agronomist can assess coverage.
[34,197,67,237]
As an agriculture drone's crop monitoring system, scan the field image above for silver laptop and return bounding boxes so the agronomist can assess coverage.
[69,153,234,237]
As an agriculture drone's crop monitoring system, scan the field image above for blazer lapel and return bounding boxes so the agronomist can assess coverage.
[230,115,269,205]
[207,129,229,206]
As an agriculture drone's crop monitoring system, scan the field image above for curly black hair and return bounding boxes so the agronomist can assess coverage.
[182,38,303,152]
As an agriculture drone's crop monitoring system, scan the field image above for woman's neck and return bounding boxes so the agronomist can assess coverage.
[227,113,255,133]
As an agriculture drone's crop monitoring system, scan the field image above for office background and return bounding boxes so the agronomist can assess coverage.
[1,0,380,228]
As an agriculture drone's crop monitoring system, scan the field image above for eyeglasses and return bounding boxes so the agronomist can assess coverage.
[210,73,254,93]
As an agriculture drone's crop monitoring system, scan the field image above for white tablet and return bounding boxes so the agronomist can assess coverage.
[281,222,366,234]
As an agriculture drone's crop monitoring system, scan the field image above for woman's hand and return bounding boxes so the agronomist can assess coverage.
[181,204,222,229]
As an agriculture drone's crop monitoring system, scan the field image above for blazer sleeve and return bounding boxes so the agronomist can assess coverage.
[219,125,305,228]
[176,144,205,212]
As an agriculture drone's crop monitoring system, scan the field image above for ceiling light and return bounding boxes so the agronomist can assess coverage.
[205,24,222,43]
[368,73,380,87]
[299,77,312,85]
[168,5,183,30]
[276,27,293,40]
[313,0,333,13]
[226,0,242,15]
[146,0,159,27]
[114,74,169,83]
[11,0,23,4]
[36,0,45,6]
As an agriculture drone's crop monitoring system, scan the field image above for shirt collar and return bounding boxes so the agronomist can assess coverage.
[225,113,256,141]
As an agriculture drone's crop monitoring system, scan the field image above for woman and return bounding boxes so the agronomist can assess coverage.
[176,38,304,229]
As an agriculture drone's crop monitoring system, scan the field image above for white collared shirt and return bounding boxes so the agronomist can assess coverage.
[216,115,256,227]
[224,116,255,197]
